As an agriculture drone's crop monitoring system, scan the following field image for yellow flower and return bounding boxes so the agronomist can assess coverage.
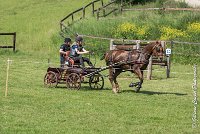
[187,22,200,33]
[114,22,149,39]
[160,26,187,40]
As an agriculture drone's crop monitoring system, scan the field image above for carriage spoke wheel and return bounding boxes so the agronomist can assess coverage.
[89,73,104,90]
[44,71,58,88]
[66,73,81,90]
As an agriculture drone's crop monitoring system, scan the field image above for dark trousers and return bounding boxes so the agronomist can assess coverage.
[60,56,65,67]
[72,56,93,67]
[82,57,93,67]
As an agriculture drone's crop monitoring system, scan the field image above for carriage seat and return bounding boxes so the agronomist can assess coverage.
[66,68,84,74]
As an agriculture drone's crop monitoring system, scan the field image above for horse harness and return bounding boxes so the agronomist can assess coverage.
[107,42,161,69]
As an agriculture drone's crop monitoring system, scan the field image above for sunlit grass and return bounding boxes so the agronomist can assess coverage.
[0,54,200,133]
[1,0,200,133]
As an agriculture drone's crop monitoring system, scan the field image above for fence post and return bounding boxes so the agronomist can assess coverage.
[100,0,105,17]
[97,8,100,20]
[13,32,16,52]
[101,0,104,7]
[92,2,95,16]
[60,22,63,32]
[136,40,140,49]
[147,56,152,80]
[110,39,115,50]
[83,7,85,18]
[119,1,123,14]
[5,58,11,97]
[170,40,174,61]
[166,55,170,78]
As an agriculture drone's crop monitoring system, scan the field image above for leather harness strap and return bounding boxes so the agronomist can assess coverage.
[127,51,132,64]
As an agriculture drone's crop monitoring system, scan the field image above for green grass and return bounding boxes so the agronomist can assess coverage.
[1,0,200,133]
[0,0,109,53]
[0,53,200,134]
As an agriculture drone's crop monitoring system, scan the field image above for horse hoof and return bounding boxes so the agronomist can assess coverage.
[135,87,141,93]
[129,82,136,87]
[112,88,118,94]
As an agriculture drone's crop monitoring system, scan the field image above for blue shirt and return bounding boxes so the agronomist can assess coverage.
[70,43,84,57]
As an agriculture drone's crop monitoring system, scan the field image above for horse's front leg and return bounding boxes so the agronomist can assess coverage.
[113,69,122,93]
[108,68,117,93]
[133,68,143,93]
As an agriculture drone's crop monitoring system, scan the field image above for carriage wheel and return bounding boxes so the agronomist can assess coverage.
[66,73,81,90]
[44,71,58,88]
[89,73,104,90]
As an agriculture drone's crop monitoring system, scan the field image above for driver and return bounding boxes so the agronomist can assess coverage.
[70,36,93,67]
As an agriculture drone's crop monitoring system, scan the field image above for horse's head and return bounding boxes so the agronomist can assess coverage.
[152,41,164,61]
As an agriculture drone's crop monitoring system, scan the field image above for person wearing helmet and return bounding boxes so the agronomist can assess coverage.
[59,38,72,67]
[70,36,93,67]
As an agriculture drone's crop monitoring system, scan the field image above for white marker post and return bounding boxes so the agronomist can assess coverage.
[5,58,11,97]
[166,48,171,78]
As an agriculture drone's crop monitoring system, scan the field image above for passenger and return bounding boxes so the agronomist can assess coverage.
[70,36,93,67]
[59,38,74,67]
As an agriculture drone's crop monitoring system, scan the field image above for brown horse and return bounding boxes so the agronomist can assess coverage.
[102,41,164,93]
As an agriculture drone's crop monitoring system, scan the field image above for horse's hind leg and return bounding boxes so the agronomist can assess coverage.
[113,69,122,93]
[108,68,117,93]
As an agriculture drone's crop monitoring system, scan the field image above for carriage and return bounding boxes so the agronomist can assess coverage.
[44,66,104,90]
[44,40,165,93]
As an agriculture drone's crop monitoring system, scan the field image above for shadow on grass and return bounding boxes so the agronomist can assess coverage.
[55,85,111,91]
[135,90,187,96]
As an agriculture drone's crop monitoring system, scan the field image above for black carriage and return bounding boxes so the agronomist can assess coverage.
[44,66,104,90]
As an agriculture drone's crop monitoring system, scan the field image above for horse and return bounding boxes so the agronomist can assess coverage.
[101,41,164,93]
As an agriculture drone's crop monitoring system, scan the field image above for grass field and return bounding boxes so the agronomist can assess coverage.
[0,52,200,133]
[0,0,200,133]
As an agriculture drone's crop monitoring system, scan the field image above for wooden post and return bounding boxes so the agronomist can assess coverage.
[100,0,105,17]
[147,56,152,80]
[166,55,170,78]
[97,8,100,20]
[92,2,95,16]
[170,40,174,61]
[83,8,85,18]
[119,1,123,14]
[136,40,140,49]
[13,32,16,52]
[101,0,104,7]
[5,58,10,97]
[110,39,114,50]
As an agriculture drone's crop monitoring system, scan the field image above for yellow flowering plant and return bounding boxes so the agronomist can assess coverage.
[187,22,200,33]
[114,22,149,39]
[186,22,200,42]
[160,26,187,40]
